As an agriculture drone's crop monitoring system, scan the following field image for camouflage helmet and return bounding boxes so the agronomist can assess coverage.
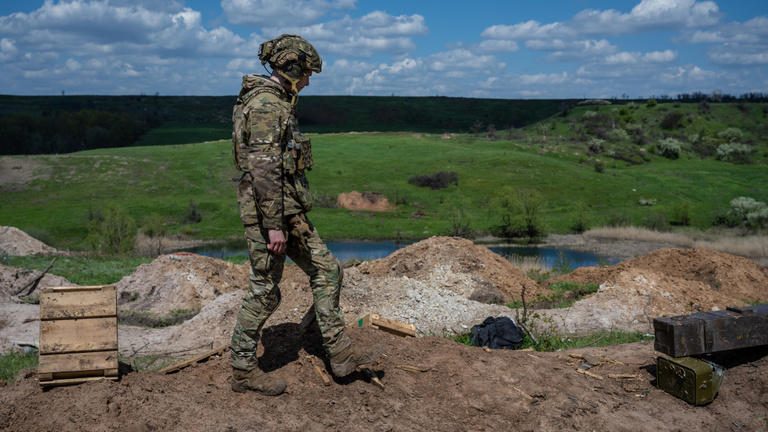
[258,34,322,80]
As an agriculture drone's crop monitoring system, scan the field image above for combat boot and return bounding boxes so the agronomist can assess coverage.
[329,344,377,378]
[231,367,287,396]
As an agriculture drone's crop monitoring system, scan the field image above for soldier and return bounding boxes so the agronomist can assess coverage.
[229,34,375,396]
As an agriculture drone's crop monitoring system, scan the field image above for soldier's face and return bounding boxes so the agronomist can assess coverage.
[296,72,311,92]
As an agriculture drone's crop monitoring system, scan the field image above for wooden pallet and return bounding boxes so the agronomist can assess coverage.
[38,285,119,387]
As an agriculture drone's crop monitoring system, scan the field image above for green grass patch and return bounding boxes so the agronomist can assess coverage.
[453,330,653,352]
[1,115,766,249]
[507,281,599,309]
[0,351,38,382]
[1,255,151,285]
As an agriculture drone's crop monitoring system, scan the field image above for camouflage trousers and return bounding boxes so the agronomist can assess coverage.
[230,215,349,371]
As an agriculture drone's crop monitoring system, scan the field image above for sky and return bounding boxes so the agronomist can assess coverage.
[0,0,766,98]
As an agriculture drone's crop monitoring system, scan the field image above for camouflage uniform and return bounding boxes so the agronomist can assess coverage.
[230,74,350,372]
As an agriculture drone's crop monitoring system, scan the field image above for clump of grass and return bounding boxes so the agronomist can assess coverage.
[508,281,599,310]
[408,171,459,189]
[3,255,151,285]
[0,351,38,382]
[119,308,198,328]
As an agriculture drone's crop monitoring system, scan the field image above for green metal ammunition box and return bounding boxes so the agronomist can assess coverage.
[656,356,724,405]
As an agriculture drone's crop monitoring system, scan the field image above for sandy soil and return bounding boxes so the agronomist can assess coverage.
[336,191,394,212]
[0,226,59,256]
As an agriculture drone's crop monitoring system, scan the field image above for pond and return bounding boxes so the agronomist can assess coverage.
[185,240,621,270]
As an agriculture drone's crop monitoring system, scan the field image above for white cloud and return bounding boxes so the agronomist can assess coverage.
[709,51,768,65]
[526,39,617,60]
[605,49,677,64]
[0,38,17,61]
[263,12,427,57]
[481,0,719,42]
[519,72,569,85]
[478,39,519,53]
[221,0,355,26]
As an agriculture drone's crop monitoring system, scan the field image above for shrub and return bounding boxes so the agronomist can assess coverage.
[717,127,744,143]
[716,143,752,163]
[642,213,669,231]
[606,128,630,142]
[449,209,473,239]
[625,124,648,146]
[86,205,137,255]
[660,112,684,129]
[698,100,710,114]
[656,138,682,159]
[408,171,459,189]
[728,197,768,229]
[646,99,657,108]
[183,201,203,223]
[670,203,691,226]
[492,190,545,242]
[692,135,719,157]
[588,138,604,154]
[593,160,605,173]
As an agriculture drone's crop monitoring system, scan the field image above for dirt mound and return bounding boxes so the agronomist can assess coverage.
[2,333,766,432]
[361,236,544,302]
[0,226,58,256]
[336,191,393,212]
[116,253,249,316]
[543,247,768,334]
[0,263,72,302]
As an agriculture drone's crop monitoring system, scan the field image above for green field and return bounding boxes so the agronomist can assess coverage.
[1,123,766,250]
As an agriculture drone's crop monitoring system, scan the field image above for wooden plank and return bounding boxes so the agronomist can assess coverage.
[357,313,417,337]
[40,317,117,354]
[40,285,116,320]
[159,345,228,374]
[38,350,118,374]
[39,376,118,387]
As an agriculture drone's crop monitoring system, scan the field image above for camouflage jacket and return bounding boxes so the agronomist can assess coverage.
[232,74,313,230]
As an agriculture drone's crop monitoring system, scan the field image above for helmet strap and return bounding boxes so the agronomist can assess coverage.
[276,69,300,106]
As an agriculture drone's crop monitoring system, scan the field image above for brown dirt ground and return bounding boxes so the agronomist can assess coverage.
[1,331,766,432]
[2,238,768,431]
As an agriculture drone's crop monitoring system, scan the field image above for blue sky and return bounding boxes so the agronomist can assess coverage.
[0,0,766,97]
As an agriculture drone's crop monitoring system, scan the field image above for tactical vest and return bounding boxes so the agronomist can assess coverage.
[232,79,313,174]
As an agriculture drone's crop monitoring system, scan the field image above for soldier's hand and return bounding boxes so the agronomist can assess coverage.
[267,229,287,255]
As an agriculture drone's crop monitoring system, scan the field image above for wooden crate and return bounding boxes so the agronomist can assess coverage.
[38,285,119,387]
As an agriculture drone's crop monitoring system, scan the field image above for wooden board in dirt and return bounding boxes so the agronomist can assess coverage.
[653,304,768,357]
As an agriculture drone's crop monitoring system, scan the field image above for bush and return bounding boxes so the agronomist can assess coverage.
[408,171,459,189]
[449,209,473,239]
[716,143,752,163]
[656,138,682,159]
[692,135,719,157]
[593,160,605,173]
[588,138,604,154]
[492,190,545,242]
[646,99,657,108]
[728,197,768,229]
[606,128,630,142]
[717,127,744,143]
[183,201,203,224]
[660,112,684,129]
[670,203,691,226]
[86,205,137,255]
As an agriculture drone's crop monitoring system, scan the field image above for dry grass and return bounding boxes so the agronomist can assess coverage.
[584,226,768,259]
[507,255,551,273]
[584,226,694,246]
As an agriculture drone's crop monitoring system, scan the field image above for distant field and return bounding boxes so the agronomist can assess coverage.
[1,129,766,250]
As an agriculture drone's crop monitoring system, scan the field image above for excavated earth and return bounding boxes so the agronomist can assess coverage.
[1,236,767,431]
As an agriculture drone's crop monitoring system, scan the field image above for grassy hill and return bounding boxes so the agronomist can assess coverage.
[1,122,766,250]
